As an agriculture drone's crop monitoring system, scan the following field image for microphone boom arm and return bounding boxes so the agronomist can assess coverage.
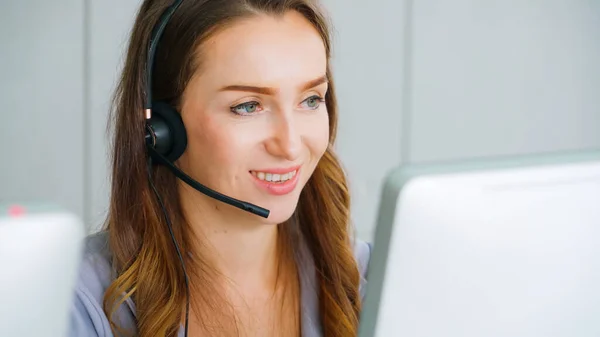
[147,147,270,218]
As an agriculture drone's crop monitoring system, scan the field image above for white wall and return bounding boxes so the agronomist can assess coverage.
[1,1,85,216]
[2,0,599,242]
[323,0,406,241]
[407,0,600,163]
[86,1,142,231]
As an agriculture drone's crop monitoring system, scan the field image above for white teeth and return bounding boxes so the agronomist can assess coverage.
[253,170,297,182]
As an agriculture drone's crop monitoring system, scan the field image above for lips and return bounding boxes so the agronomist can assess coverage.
[249,166,301,196]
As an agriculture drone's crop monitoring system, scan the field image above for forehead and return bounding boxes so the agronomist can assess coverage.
[198,11,327,88]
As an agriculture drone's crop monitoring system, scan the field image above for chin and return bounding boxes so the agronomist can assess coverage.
[261,205,298,225]
[252,196,300,225]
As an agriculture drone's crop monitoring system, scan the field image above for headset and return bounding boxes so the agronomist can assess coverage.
[144,1,269,219]
[143,1,271,335]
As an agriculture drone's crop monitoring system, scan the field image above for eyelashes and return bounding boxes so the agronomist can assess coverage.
[230,95,325,116]
[231,101,261,115]
[302,95,325,110]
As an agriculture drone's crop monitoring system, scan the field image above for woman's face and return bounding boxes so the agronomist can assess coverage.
[179,11,330,225]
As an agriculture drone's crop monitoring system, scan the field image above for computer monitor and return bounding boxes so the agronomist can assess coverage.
[0,204,84,337]
[359,150,600,337]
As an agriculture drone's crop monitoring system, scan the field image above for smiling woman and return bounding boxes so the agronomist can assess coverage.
[68,1,371,337]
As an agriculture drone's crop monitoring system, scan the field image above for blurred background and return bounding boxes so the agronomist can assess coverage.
[1,0,599,242]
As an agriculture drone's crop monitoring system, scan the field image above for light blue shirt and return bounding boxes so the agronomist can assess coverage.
[68,231,371,336]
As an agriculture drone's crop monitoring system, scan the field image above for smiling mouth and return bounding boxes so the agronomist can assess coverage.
[250,169,298,183]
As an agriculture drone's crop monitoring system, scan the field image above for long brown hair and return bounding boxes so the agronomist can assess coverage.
[103,0,361,336]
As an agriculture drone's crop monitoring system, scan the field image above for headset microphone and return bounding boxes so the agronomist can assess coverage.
[146,144,270,218]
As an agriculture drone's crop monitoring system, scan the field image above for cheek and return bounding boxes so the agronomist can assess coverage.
[304,112,330,161]
[184,115,240,176]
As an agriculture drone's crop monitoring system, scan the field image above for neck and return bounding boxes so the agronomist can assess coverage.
[180,184,280,290]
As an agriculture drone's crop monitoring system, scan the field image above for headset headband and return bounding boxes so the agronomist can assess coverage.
[144,0,184,119]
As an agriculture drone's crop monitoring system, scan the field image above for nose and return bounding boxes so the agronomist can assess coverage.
[264,113,302,162]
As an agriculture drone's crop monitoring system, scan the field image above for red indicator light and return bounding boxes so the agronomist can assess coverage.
[8,205,26,217]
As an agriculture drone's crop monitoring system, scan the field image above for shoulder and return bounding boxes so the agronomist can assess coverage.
[352,238,372,300]
[68,231,136,337]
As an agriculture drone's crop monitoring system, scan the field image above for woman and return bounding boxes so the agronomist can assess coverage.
[70,0,371,336]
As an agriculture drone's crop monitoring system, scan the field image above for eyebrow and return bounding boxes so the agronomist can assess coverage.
[218,74,328,95]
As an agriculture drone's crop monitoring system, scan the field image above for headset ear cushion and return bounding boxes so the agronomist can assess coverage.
[152,101,188,162]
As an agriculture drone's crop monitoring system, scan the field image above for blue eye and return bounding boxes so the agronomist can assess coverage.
[301,95,325,110]
[231,101,262,115]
